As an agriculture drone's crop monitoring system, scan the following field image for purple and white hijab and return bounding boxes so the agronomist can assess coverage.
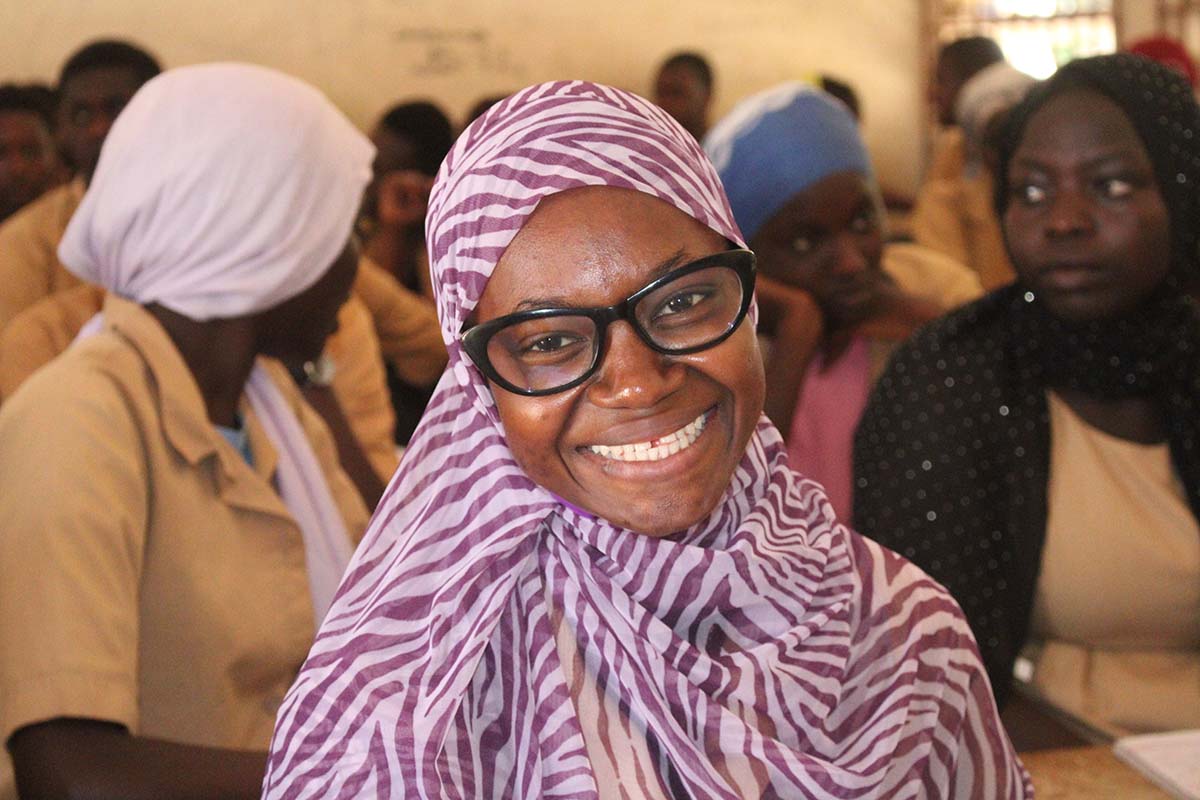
[264,81,1030,799]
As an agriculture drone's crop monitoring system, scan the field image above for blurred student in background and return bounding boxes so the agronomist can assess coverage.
[707,84,980,520]
[0,84,61,223]
[0,39,160,330]
[653,50,713,142]
[355,100,452,443]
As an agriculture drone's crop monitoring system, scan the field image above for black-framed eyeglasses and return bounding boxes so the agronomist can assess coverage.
[462,249,756,396]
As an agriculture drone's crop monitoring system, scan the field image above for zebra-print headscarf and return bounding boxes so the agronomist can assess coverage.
[263,81,1029,799]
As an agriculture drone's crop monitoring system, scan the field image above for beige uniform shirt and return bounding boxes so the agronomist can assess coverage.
[0,180,84,332]
[1027,392,1200,737]
[924,128,966,184]
[0,297,369,798]
[0,283,105,401]
[352,255,446,389]
[323,292,400,480]
[911,171,1016,292]
[882,240,984,309]
[869,241,984,379]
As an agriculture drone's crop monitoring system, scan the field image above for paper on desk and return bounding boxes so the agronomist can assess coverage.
[1114,729,1200,800]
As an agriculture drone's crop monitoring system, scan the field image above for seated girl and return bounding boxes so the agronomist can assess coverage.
[854,54,1200,736]
[704,85,982,520]
[263,81,1029,799]
[0,64,373,798]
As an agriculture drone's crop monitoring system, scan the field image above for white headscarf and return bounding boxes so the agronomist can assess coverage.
[954,62,1036,176]
[59,62,373,320]
[58,62,375,622]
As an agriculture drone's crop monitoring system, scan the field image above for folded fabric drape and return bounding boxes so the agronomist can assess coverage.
[265,80,1027,799]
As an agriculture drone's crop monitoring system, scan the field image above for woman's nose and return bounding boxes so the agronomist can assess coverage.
[585,322,686,408]
[830,232,870,276]
[1045,190,1094,237]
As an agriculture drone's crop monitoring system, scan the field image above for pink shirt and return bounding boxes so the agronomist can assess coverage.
[786,336,872,520]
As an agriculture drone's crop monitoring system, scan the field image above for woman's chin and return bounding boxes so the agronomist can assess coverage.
[579,490,719,538]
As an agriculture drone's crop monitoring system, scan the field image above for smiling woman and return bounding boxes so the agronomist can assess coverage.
[263,81,1029,799]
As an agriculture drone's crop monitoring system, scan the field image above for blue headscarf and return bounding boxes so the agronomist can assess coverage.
[704,83,871,241]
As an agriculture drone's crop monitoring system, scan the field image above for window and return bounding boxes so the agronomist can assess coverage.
[933,0,1119,78]
[914,0,1123,187]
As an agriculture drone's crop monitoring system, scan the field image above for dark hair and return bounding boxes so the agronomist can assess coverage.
[995,53,1200,279]
[58,39,161,90]
[659,52,714,92]
[820,75,860,120]
[938,36,1004,81]
[377,101,455,177]
[0,83,56,127]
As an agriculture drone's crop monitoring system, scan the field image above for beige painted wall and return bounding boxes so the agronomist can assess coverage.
[0,1,925,193]
[1118,1,1159,43]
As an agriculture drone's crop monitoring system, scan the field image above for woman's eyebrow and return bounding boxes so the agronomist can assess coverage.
[511,248,692,312]
[514,295,572,312]
[1012,147,1148,173]
[647,248,689,279]
[1078,152,1153,173]
[853,196,877,216]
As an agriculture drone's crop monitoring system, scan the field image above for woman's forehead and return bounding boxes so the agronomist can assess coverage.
[424,82,743,334]
[756,171,873,239]
[1017,89,1146,159]
[478,187,726,317]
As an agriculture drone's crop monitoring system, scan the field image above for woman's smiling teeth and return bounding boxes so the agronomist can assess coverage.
[587,410,710,462]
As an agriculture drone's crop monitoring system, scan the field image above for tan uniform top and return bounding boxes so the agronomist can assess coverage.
[0,180,84,331]
[882,240,984,309]
[924,128,966,184]
[320,293,399,480]
[1027,392,1200,737]
[869,241,985,379]
[0,283,106,400]
[0,296,369,799]
[352,255,446,389]
[0,284,399,482]
[911,169,1016,292]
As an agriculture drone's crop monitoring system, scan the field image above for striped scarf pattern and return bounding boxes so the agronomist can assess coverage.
[264,81,1028,799]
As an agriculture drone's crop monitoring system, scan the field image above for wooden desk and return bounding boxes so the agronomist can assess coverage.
[1022,746,1173,799]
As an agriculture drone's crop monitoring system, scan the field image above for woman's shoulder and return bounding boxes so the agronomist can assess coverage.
[835,529,1004,715]
[751,471,987,687]
[839,529,1007,715]
[865,286,1017,419]
[890,285,1017,363]
[0,335,160,486]
[842,526,1030,797]
[3,331,152,420]
[844,527,975,639]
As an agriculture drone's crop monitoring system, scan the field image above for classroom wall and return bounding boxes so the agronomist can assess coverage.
[0,1,925,194]
[1118,2,1159,44]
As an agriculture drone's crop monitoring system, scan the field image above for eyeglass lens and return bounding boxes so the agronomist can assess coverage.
[484,264,744,393]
